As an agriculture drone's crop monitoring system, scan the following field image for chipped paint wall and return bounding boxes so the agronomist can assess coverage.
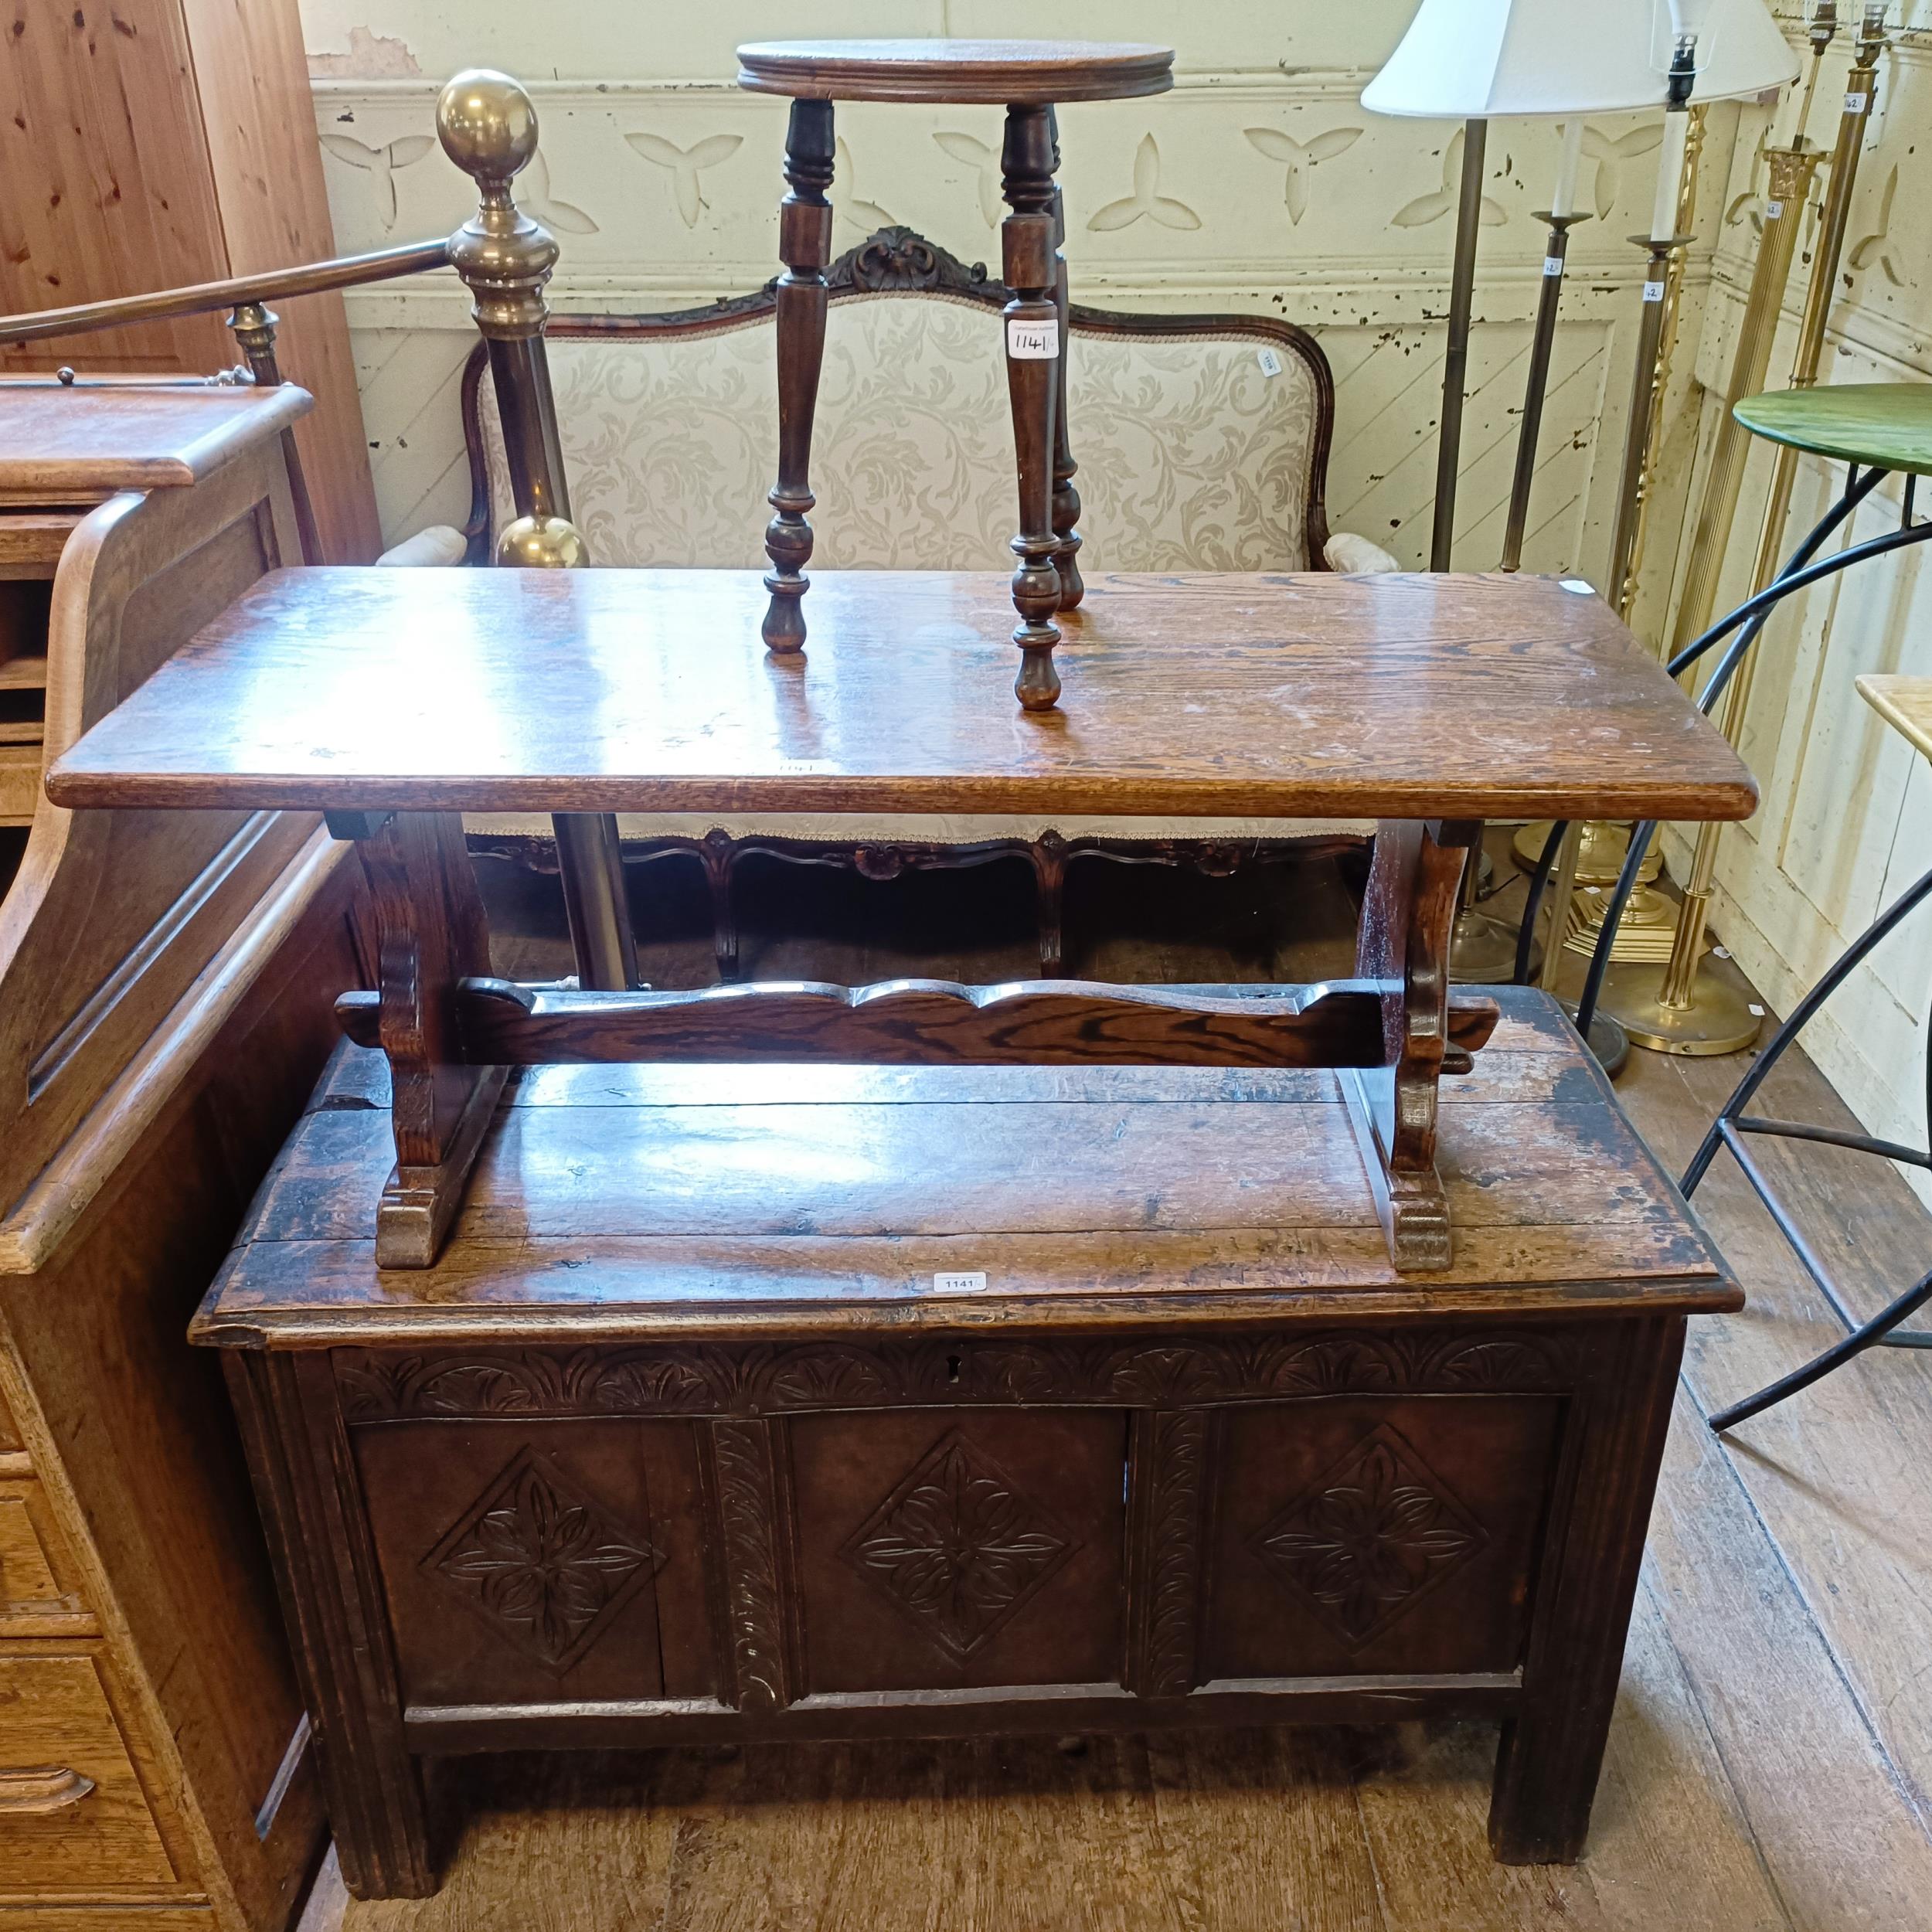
[298,0,1760,590]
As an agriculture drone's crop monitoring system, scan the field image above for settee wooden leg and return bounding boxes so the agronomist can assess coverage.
[763,99,835,654]
[1000,104,1064,710]
[1032,831,1068,977]
[1488,1315,1685,1862]
[701,828,740,982]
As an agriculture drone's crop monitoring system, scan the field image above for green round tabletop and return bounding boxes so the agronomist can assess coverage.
[1733,383,1932,477]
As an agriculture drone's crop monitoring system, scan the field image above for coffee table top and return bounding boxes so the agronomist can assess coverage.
[735,39,1175,105]
[45,568,1757,825]
[1733,383,1932,478]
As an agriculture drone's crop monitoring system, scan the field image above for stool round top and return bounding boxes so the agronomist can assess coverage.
[1734,383,1932,478]
[736,39,1175,105]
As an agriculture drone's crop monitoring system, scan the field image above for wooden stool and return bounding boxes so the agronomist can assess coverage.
[736,39,1174,709]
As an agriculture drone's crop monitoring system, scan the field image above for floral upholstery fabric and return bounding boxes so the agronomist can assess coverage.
[478,296,1324,573]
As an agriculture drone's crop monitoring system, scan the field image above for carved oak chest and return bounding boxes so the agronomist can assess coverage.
[194,988,1735,1898]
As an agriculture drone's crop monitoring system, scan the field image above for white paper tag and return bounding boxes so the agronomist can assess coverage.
[932,1270,988,1294]
[1642,279,1666,303]
[1005,318,1060,361]
[1764,199,1784,219]
[1543,254,1565,277]
[1256,345,1283,377]
[1845,90,1869,114]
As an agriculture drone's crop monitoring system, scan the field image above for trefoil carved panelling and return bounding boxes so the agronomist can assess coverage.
[1243,126,1362,226]
[1089,134,1200,233]
[624,131,742,229]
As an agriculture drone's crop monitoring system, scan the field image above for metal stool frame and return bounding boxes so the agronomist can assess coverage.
[1515,458,1932,1430]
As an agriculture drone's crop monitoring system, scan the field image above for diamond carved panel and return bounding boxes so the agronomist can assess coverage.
[423,1446,664,1673]
[842,1430,1077,1662]
[1251,1423,1486,1648]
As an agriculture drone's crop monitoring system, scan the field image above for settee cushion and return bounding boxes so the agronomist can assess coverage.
[476,295,1357,574]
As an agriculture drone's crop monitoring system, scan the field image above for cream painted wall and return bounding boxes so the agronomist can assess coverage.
[298,0,1758,589]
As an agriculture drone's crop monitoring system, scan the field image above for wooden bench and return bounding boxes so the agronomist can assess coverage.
[446,227,1400,974]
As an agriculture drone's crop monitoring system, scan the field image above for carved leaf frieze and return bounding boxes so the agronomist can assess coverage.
[335,1328,1579,1423]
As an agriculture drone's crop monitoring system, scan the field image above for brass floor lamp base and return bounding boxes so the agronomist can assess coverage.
[1593,958,1762,1056]
[1563,881,1696,963]
[1451,906,1520,983]
[1513,817,1662,886]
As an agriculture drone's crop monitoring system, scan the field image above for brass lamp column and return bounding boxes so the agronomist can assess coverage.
[1532,97,1707,989]
[1600,2,1889,1052]
[1500,118,1587,573]
[437,70,641,994]
[1515,104,1706,906]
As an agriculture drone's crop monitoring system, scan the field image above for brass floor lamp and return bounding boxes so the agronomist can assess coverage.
[1365,0,1797,991]
[1515,2,1801,1012]
[1595,2,1893,1050]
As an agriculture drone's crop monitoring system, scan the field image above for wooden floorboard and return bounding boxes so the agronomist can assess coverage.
[297,842,1932,1931]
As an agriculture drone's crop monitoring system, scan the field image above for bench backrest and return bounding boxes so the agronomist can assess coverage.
[462,226,1336,576]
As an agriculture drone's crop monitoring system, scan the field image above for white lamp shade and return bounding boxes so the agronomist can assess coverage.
[1362,0,1799,118]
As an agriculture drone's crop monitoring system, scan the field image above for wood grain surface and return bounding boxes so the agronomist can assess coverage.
[331,976,1500,1070]
[194,988,1733,1348]
[47,570,1758,823]
[0,380,310,502]
[735,40,1175,104]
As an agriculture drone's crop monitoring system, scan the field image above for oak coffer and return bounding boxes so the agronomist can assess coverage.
[193,988,1735,1897]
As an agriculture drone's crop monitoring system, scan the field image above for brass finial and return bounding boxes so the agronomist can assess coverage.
[437,70,556,340]
[436,70,539,186]
[496,514,587,569]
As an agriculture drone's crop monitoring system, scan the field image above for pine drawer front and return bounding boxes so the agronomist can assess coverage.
[0,1483,91,1638]
[0,1650,176,1894]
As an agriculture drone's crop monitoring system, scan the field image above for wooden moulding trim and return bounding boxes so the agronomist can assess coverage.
[402,1672,1517,1753]
[196,1274,1743,1352]
[334,976,1502,1071]
[0,828,352,1274]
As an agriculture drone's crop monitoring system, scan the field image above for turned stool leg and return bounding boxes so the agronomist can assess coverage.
[1000,103,1065,711]
[763,99,835,653]
[1049,119,1083,612]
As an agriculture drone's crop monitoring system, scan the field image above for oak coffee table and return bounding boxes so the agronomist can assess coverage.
[736,40,1174,707]
[48,566,1754,1895]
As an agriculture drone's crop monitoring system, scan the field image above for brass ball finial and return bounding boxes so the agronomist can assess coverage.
[497,515,588,569]
[436,69,539,185]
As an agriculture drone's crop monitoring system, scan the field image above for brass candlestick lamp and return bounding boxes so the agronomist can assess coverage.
[1511,0,1800,941]
[1364,0,1791,986]
[1597,1,1893,1051]
[1522,0,1801,1015]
